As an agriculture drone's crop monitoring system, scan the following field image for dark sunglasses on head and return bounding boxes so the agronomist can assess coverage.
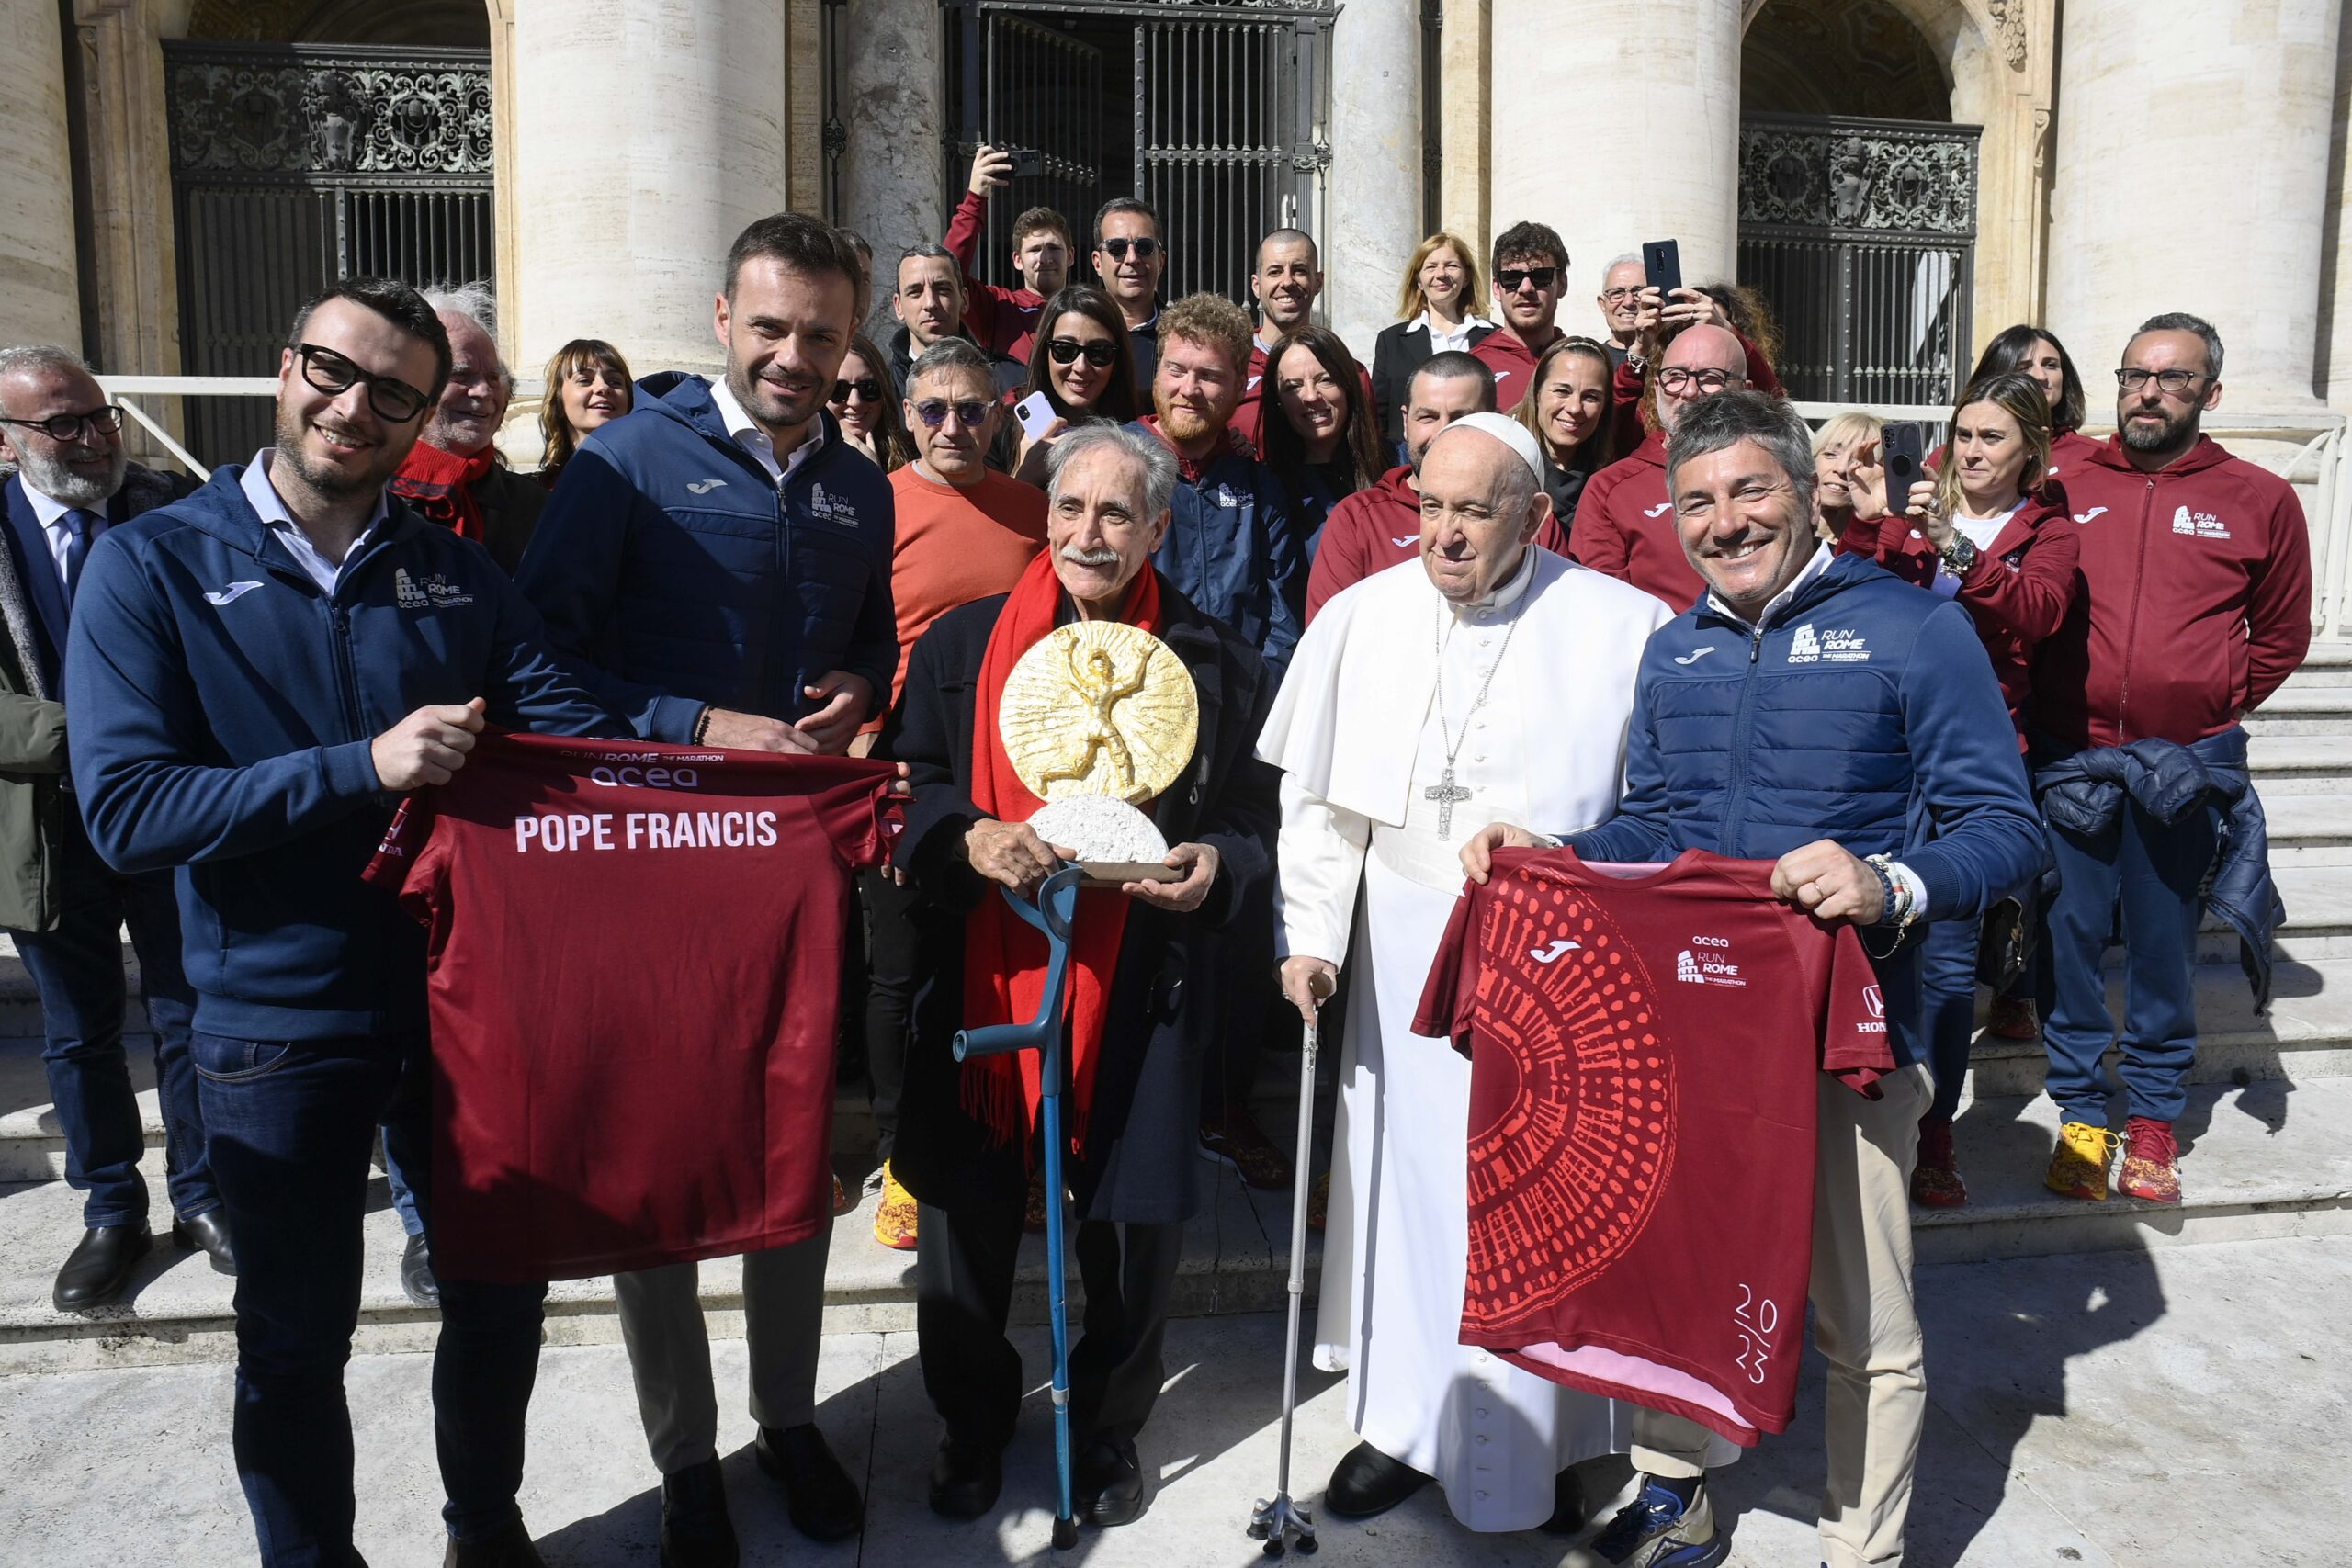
[0,404,125,442]
[831,377,886,404]
[293,343,431,423]
[913,399,993,429]
[1496,267,1560,292]
[1099,236,1161,262]
[1047,336,1119,368]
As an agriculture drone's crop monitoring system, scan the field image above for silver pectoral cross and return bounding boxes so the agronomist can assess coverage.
[1425,768,1473,839]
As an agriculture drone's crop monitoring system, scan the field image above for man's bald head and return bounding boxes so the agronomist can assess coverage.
[1656,322,1747,435]
[1416,422,1552,604]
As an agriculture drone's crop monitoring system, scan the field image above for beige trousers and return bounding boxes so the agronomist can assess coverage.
[1630,1064,1931,1568]
[613,1218,833,1473]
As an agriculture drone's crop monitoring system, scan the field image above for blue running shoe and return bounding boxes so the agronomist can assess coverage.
[1584,1479,1730,1568]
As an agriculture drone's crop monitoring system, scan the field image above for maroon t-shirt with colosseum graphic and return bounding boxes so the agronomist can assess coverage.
[1414,846,1893,1446]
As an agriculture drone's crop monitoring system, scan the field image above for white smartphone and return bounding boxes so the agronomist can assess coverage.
[1014,390,1057,441]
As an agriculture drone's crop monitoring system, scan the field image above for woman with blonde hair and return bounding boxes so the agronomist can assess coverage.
[1512,335,1615,531]
[536,337,634,484]
[1369,231,1497,448]
[1811,410,1885,546]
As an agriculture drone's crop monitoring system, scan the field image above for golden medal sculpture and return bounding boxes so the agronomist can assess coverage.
[999,621,1200,885]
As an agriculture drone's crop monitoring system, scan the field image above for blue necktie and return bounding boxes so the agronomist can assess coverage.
[62,509,97,604]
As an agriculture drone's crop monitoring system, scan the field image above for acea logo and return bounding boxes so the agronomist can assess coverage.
[1786,622,1868,665]
[587,763,702,790]
[2171,504,2230,540]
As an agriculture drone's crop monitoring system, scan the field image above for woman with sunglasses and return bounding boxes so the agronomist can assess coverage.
[1510,335,1616,535]
[1370,233,1495,451]
[1011,286,1140,486]
[536,337,635,486]
[1259,327,1385,557]
[830,333,910,473]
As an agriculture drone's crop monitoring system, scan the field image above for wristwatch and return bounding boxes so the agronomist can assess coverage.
[1938,534,1977,578]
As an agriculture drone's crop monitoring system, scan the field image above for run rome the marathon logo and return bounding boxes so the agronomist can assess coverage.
[1675,934,1746,987]
[2172,504,2231,540]
[808,481,858,526]
[1785,623,1869,664]
[392,569,475,610]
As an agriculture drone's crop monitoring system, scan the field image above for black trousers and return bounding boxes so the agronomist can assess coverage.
[860,870,924,1162]
[914,1153,1183,1450]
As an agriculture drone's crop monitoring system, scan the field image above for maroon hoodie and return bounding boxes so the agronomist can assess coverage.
[2027,434,2312,750]
[1566,433,1706,610]
[1304,462,1568,624]
[944,189,1047,362]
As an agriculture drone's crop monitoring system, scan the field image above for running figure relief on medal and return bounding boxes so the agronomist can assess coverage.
[999,622,1200,879]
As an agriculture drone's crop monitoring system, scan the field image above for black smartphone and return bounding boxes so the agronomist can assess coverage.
[1880,422,1926,511]
[1010,147,1045,177]
[1642,239,1682,300]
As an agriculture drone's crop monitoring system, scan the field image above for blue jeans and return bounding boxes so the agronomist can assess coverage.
[192,1030,547,1564]
[382,1130,424,1238]
[1918,918,1981,1124]
[15,821,207,1226]
[2041,798,2221,1127]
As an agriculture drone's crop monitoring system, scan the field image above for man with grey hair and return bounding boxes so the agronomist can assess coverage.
[1464,391,2042,1568]
[390,280,543,573]
[0,344,220,1307]
[1596,252,1645,365]
[885,416,1275,1529]
[1261,412,1675,1535]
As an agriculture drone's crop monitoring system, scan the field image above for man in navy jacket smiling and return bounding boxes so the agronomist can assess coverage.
[1464,392,2042,1568]
[66,276,620,1568]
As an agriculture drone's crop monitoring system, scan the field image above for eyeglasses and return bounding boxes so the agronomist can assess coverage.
[831,377,886,404]
[0,405,125,442]
[1656,367,1743,394]
[2114,367,2211,396]
[913,399,993,429]
[1048,336,1119,368]
[1495,267,1560,292]
[1600,287,1643,303]
[1099,236,1161,262]
[293,344,431,423]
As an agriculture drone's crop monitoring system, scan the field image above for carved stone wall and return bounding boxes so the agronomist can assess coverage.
[165,43,492,181]
[1739,118,1977,239]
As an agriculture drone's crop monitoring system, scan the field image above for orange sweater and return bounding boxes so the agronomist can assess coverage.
[883,465,1050,714]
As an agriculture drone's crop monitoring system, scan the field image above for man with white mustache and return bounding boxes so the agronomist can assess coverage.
[389,283,545,575]
[1571,323,1748,609]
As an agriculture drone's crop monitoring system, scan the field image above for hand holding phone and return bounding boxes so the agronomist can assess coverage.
[1010,147,1045,178]
[1642,240,1683,301]
[1014,391,1058,442]
[1879,423,1926,518]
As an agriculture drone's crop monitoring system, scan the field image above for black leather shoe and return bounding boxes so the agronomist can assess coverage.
[658,1457,739,1568]
[1074,1436,1147,1528]
[442,1518,546,1566]
[1322,1440,1430,1519]
[754,1422,863,1542]
[401,1233,440,1308]
[172,1210,235,1275]
[926,1435,1003,1519]
[1540,1465,1589,1535]
[52,1220,151,1310]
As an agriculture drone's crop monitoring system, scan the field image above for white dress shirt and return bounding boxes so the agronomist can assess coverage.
[707,375,825,487]
[17,482,104,593]
[239,449,390,594]
[1406,309,1498,355]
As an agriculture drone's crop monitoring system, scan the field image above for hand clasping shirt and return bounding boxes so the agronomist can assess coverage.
[1413,846,1894,1446]
[365,731,900,1283]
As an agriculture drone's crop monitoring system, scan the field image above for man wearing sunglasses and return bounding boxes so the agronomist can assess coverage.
[1472,221,1571,413]
[947,144,1076,363]
[2030,312,2310,1209]
[518,212,887,1565]
[0,344,218,1313]
[62,276,624,1568]
[1093,197,1168,386]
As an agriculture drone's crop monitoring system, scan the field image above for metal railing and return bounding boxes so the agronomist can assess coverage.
[96,373,546,484]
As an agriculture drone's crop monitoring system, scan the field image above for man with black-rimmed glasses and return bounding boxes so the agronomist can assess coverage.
[64,277,624,1568]
[0,344,214,1312]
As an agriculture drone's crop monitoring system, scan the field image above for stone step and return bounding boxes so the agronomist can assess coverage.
[2184,864,2352,963]
[1914,1077,2352,1263]
[2245,734,2352,794]
[2245,684,2352,734]
[2280,640,2352,686]
[2261,793,2352,867]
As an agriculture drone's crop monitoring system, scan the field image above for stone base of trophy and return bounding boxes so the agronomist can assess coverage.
[1027,795,1183,886]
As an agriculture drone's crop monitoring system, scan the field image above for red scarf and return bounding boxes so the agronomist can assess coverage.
[390,438,496,542]
[961,551,1164,1156]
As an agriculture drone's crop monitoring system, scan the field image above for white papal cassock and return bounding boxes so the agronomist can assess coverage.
[1257,546,1679,1531]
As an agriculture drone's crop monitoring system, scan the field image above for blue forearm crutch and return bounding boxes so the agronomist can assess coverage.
[954,863,1085,1551]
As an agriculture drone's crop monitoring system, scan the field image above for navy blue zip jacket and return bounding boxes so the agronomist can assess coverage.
[1131,419,1306,682]
[1568,549,2046,1068]
[64,464,619,1043]
[517,372,897,739]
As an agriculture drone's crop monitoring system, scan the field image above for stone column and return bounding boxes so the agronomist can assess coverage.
[1,0,84,348]
[1487,0,1740,306]
[1437,0,1490,257]
[838,0,944,334]
[2049,0,2342,419]
[74,1,182,378]
[1325,0,1423,355]
[506,0,789,382]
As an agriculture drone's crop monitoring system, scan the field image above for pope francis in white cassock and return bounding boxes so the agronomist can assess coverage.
[1258,412,1717,1534]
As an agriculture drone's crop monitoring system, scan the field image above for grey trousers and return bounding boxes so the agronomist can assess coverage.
[613,1218,833,1473]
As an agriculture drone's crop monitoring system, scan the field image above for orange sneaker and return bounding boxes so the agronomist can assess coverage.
[1909,1117,1967,1208]
[871,1161,918,1249]
[1986,995,2040,1041]
[831,1172,854,1217]
[2117,1116,2182,1204]
[2044,1119,2120,1201]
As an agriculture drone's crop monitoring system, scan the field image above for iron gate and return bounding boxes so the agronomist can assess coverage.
[1736,114,1979,408]
[944,2,1335,309]
[164,42,494,464]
